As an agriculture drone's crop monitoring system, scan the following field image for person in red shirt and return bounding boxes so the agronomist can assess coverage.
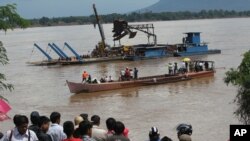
[63,121,82,141]
[82,71,89,82]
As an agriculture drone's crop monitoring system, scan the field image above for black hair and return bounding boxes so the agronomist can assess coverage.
[91,115,100,125]
[13,114,21,126]
[80,113,88,121]
[38,116,50,128]
[79,120,92,135]
[15,115,29,127]
[63,121,75,138]
[50,112,61,123]
[114,121,125,135]
[0,132,3,139]
[161,136,172,141]
[149,127,160,141]
[176,124,192,136]
[30,111,40,125]
[106,117,116,131]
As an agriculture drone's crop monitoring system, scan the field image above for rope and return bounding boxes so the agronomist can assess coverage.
[28,46,35,62]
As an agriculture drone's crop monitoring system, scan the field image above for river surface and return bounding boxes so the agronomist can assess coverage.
[1,18,249,140]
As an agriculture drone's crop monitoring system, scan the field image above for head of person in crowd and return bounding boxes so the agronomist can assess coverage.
[176,124,192,141]
[38,116,50,133]
[0,132,3,139]
[13,114,21,126]
[80,113,88,121]
[106,117,116,132]
[91,115,100,126]
[79,120,93,137]
[114,121,125,136]
[50,112,61,124]
[74,116,84,127]
[14,115,29,135]
[63,121,75,139]
[149,126,160,141]
[161,136,173,141]
[30,111,40,126]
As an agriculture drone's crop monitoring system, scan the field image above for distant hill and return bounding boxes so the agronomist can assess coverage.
[140,0,250,13]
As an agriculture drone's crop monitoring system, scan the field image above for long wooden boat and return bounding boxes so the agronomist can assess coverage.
[66,70,214,94]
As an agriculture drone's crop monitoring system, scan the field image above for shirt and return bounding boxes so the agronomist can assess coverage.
[91,125,107,141]
[82,135,96,141]
[63,138,82,141]
[4,127,38,141]
[48,123,66,141]
[107,135,130,141]
[36,129,53,141]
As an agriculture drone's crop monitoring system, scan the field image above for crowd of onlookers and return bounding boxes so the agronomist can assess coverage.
[0,111,193,141]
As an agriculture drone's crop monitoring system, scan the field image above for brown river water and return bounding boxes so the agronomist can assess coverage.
[1,18,250,140]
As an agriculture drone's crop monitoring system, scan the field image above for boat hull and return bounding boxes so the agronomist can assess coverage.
[66,71,214,94]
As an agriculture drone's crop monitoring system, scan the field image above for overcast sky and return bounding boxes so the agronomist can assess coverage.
[0,0,159,19]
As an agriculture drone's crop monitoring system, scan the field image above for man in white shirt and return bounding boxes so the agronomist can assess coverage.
[47,112,66,141]
[90,115,107,141]
[4,115,38,141]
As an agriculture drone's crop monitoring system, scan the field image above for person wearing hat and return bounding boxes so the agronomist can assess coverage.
[168,63,173,75]
[148,126,160,141]
[74,116,84,129]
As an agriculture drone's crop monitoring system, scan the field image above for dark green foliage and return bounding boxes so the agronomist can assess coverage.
[0,4,29,31]
[30,10,250,26]
[0,41,13,96]
[0,4,29,98]
[224,51,250,124]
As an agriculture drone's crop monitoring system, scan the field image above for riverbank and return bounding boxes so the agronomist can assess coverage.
[28,10,250,27]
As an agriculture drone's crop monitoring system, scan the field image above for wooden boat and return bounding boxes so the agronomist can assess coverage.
[66,70,214,94]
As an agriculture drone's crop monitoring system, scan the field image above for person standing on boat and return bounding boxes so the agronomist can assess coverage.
[199,62,204,71]
[134,68,138,79]
[82,71,89,82]
[174,62,178,74]
[125,68,131,80]
[120,70,125,81]
[185,62,188,72]
[87,75,92,83]
[181,62,187,73]
[168,63,173,74]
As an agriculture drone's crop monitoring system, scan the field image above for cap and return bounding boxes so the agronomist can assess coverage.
[74,116,84,126]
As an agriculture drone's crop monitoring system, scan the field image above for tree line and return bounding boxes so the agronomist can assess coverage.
[30,9,250,26]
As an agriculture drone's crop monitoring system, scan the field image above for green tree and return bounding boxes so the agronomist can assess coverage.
[224,51,250,124]
[0,4,29,99]
[39,17,50,26]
